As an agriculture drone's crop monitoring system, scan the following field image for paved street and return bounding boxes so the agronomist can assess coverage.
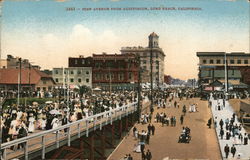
[108,98,221,160]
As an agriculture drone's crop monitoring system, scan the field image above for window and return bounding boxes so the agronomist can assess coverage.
[143,60,147,64]
[43,81,46,84]
[86,71,89,75]
[202,60,206,64]
[129,73,132,79]
[43,87,46,91]
[143,66,147,70]
[55,78,59,83]
[55,70,59,74]
[64,71,66,74]
[237,60,241,64]
[86,78,89,83]
[209,59,214,64]
[70,78,74,82]
[230,60,235,64]
[75,59,78,65]
[216,60,221,64]
[77,71,81,74]
[70,71,74,74]
[156,66,159,69]
[78,78,81,83]
[82,59,85,64]
[37,87,40,91]
[244,60,248,64]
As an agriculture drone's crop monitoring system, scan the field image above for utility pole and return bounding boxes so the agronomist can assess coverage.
[150,42,154,111]
[224,53,228,99]
[17,58,22,106]
[137,56,141,122]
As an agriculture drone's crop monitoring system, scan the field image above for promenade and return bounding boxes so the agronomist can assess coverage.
[211,98,250,160]
[108,98,221,160]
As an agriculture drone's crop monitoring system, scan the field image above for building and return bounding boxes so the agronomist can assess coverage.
[121,32,165,84]
[0,68,55,91]
[0,55,41,70]
[92,53,139,91]
[68,55,93,67]
[164,75,172,85]
[52,67,92,89]
[197,52,250,92]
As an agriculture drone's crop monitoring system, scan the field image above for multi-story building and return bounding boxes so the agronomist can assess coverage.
[92,53,139,91]
[121,32,165,84]
[197,52,250,92]
[0,55,41,70]
[68,55,93,67]
[52,67,92,89]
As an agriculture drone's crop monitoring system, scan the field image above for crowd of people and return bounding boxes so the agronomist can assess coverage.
[1,90,145,147]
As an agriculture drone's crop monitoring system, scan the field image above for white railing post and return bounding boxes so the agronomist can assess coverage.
[78,123,81,138]
[24,141,28,160]
[3,148,6,160]
[42,136,45,159]
[100,118,102,130]
[111,111,113,125]
[56,131,59,148]
[86,120,89,137]
[94,117,96,131]
[67,127,71,146]
[105,111,108,125]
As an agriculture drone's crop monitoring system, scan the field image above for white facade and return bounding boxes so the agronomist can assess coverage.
[52,67,92,88]
[121,33,165,84]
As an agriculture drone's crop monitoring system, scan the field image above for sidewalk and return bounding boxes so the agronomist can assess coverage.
[211,98,250,160]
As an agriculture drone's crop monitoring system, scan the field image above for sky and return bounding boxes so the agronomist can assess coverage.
[1,0,249,80]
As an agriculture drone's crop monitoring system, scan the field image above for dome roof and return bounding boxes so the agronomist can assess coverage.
[149,32,159,37]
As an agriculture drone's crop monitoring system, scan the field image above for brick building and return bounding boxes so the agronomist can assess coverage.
[92,53,139,91]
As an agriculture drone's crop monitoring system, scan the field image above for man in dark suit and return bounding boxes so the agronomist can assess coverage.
[146,149,152,160]
[224,144,230,159]
[62,115,68,133]
[231,145,236,158]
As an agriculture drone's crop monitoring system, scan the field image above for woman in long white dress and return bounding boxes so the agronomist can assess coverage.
[51,116,59,133]
[28,115,35,133]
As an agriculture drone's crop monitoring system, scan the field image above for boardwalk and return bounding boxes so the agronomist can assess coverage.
[1,98,149,160]
[108,98,221,160]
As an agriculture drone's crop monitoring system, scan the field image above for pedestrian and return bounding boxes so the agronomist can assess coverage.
[140,143,145,153]
[128,154,133,160]
[244,133,248,145]
[151,124,155,135]
[224,144,230,159]
[180,115,184,125]
[141,150,146,160]
[219,119,224,129]
[207,118,212,128]
[220,128,224,140]
[133,126,137,137]
[231,145,236,158]
[147,124,151,135]
[146,149,152,160]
